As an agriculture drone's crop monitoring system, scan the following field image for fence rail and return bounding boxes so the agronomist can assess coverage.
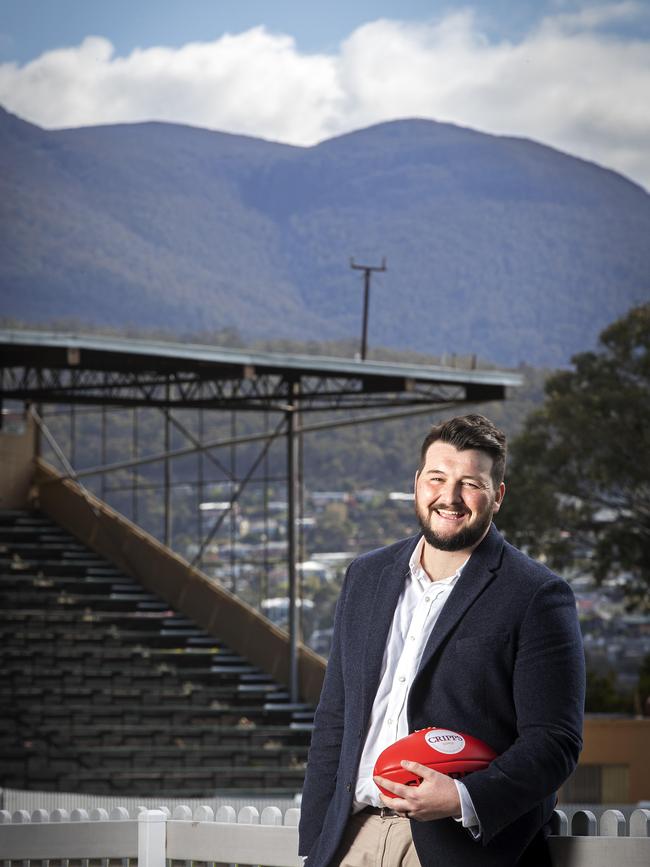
[1,805,649,866]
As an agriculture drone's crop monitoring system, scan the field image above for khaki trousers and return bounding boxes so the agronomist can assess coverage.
[332,810,422,867]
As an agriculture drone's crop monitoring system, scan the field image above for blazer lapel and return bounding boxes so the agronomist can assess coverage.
[360,536,418,719]
[414,523,505,677]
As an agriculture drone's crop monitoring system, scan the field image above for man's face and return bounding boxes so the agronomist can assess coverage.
[414,440,505,553]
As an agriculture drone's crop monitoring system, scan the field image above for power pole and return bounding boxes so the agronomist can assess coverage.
[350,257,386,360]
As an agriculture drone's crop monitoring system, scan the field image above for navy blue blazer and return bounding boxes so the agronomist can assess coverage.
[299,524,585,867]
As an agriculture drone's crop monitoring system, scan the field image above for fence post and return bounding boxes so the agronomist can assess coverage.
[550,809,568,836]
[138,809,166,867]
[600,809,626,837]
[571,809,597,836]
[630,808,650,837]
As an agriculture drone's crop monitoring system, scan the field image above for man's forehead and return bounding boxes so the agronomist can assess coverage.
[422,441,494,474]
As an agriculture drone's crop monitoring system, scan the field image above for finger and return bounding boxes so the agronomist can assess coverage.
[379,796,413,820]
[400,759,442,782]
[373,774,415,800]
[379,791,410,812]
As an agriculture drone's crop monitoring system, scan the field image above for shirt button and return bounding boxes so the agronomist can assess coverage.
[387,719,393,726]
[398,676,406,683]
[410,635,416,641]
[425,596,430,602]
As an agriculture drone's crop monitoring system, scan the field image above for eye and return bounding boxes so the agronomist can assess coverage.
[462,481,479,489]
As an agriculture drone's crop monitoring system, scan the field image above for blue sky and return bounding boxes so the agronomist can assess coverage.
[5,1,636,62]
[1,0,649,188]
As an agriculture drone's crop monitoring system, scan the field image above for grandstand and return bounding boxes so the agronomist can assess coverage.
[0,330,520,798]
[0,509,314,796]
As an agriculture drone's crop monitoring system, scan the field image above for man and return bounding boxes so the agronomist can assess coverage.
[299,414,585,867]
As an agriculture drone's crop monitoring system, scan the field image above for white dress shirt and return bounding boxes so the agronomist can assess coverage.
[353,537,480,833]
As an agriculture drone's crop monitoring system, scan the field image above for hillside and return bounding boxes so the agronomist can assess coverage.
[1,107,648,367]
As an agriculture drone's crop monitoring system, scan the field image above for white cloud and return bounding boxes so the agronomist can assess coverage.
[1,4,649,189]
[0,28,343,143]
[540,0,643,33]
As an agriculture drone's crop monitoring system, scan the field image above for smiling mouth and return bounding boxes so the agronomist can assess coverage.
[433,508,468,522]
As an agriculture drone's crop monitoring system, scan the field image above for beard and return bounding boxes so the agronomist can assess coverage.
[415,502,494,552]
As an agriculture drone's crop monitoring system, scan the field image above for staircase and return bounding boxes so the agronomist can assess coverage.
[0,510,315,797]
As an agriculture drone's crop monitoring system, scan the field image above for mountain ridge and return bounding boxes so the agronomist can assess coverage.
[1,107,648,367]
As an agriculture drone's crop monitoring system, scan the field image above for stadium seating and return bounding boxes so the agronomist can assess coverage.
[0,510,314,796]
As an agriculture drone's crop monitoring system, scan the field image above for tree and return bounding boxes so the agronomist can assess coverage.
[585,670,634,714]
[638,654,650,716]
[499,302,650,608]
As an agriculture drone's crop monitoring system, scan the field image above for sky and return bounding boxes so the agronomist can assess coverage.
[1,0,649,190]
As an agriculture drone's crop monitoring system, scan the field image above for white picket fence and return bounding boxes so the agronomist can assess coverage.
[1,805,649,866]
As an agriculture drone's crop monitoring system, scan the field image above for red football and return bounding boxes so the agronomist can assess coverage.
[373,727,497,798]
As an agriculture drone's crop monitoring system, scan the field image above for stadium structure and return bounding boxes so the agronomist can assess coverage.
[0,329,521,800]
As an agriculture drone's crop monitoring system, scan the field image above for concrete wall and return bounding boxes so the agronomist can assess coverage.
[0,409,36,509]
[580,717,650,803]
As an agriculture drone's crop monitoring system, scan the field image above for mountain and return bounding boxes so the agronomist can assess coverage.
[1,107,648,367]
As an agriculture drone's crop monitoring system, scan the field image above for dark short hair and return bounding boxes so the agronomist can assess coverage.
[417,414,507,486]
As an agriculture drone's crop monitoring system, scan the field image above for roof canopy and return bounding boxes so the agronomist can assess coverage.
[0,330,521,412]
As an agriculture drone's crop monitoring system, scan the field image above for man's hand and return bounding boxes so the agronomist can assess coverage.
[373,760,462,822]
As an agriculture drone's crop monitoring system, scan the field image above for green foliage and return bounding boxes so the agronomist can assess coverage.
[309,503,356,551]
[585,670,634,714]
[638,654,650,714]
[499,303,650,606]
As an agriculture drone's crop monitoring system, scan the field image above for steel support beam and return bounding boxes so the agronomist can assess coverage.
[286,379,300,704]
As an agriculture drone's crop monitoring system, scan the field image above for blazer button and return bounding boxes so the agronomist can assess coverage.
[346,782,352,792]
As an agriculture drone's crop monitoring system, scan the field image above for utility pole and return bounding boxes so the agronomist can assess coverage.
[350,257,386,360]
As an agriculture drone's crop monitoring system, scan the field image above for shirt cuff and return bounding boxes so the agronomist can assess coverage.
[453,779,482,840]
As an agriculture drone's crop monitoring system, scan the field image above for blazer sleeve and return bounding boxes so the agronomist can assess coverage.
[463,574,585,844]
[298,564,351,857]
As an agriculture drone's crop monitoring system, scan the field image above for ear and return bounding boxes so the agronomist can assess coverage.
[492,482,506,513]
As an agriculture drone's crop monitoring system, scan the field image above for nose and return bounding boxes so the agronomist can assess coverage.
[438,479,463,504]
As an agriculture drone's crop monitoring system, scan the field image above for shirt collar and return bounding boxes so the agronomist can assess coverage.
[408,535,469,590]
